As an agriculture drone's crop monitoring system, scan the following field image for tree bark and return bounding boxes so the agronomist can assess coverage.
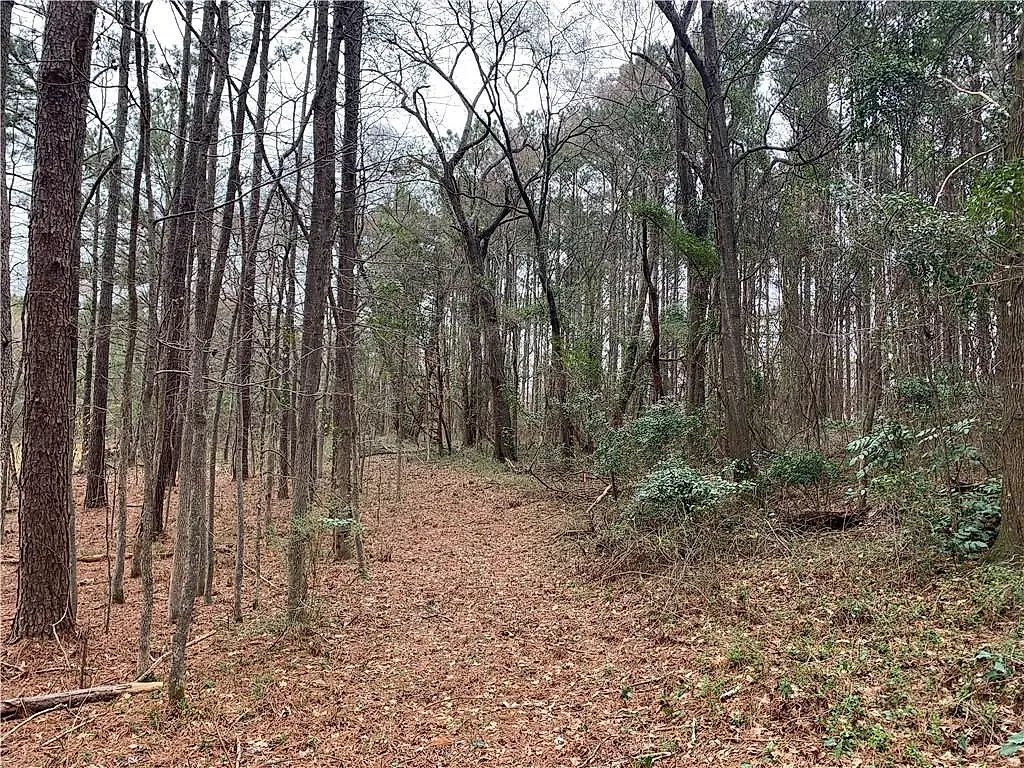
[466,235,517,462]
[10,0,96,641]
[641,218,665,401]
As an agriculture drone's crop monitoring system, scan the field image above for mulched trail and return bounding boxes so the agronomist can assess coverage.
[1,458,763,767]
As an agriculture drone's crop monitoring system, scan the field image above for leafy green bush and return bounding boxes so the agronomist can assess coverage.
[848,418,1001,555]
[942,478,1001,556]
[848,422,915,476]
[766,448,838,487]
[764,448,841,517]
[632,403,709,457]
[593,403,713,478]
[593,426,629,476]
[592,408,732,569]
[893,373,975,416]
[635,457,744,523]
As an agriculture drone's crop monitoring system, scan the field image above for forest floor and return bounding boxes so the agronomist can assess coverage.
[1,455,1023,767]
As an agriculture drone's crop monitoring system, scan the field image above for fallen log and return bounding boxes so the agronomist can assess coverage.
[3,550,173,567]
[76,553,113,563]
[1,681,163,720]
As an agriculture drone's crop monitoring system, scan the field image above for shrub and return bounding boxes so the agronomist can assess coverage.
[593,457,751,572]
[766,448,838,487]
[848,422,915,476]
[593,403,714,479]
[847,418,1001,556]
[942,478,1001,556]
[635,456,745,524]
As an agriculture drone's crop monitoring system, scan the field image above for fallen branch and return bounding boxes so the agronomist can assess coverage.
[134,630,217,683]
[583,484,613,529]
[527,466,557,492]
[40,714,96,747]
[1,681,163,720]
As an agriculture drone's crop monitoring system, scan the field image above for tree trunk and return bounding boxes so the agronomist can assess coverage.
[536,246,572,456]
[658,0,753,469]
[641,218,665,401]
[0,0,14,549]
[151,0,205,539]
[168,0,229,624]
[237,0,270,482]
[80,201,99,472]
[467,236,516,462]
[111,0,148,605]
[84,4,131,508]
[10,0,96,641]
[132,1,158,674]
[166,0,232,712]
[287,1,342,619]
[699,2,753,470]
[993,20,1024,556]
[332,0,363,563]
[612,265,649,426]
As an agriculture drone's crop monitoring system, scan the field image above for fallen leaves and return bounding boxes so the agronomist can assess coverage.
[0,460,1022,767]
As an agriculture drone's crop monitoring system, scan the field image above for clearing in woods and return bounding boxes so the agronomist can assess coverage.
[1,457,1022,766]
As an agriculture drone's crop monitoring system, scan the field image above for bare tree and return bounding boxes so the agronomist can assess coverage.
[83,2,132,509]
[656,0,768,472]
[0,0,13,548]
[111,0,149,605]
[332,0,365,564]
[383,2,520,461]
[287,0,343,619]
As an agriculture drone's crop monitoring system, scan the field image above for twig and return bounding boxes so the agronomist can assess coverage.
[0,705,63,742]
[527,466,557,492]
[52,626,72,673]
[719,684,742,701]
[243,560,277,589]
[933,145,1000,207]
[40,715,95,747]
[939,75,1006,113]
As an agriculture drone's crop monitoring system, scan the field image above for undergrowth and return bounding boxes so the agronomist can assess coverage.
[575,399,1020,764]
[582,507,1024,764]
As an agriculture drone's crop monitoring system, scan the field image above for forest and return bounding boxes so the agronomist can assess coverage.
[1,0,1023,765]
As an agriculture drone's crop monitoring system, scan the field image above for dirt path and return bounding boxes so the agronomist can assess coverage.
[1,459,760,767]
[270,460,708,766]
